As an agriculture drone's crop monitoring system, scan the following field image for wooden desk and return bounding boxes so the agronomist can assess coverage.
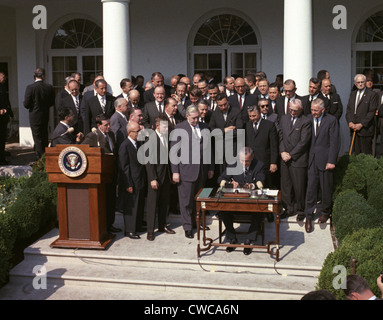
[195,188,281,261]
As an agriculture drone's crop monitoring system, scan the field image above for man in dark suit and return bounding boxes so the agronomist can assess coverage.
[177,86,199,119]
[145,116,176,241]
[60,79,83,133]
[143,72,171,104]
[304,98,340,233]
[346,74,379,155]
[110,97,129,147]
[142,86,166,130]
[163,97,182,132]
[118,121,146,239]
[82,114,120,234]
[321,78,343,121]
[128,89,143,109]
[50,106,84,147]
[197,100,211,125]
[209,93,243,176]
[227,77,258,125]
[83,79,115,135]
[55,76,73,112]
[0,72,13,165]
[171,81,190,113]
[170,105,215,238]
[279,98,312,220]
[23,67,55,160]
[218,146,265,255]
[115,78,133,101]
[246,101,279,189]
[301,77,330,116]
[245,73,260,96]
[267,82,280,114]
[275,79,302,119]
[207,83,219,112]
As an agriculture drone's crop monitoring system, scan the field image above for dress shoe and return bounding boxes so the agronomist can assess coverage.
[193,223,210,231]
[280,209,295,219]
[318,214,329,224]
[185,230,194,239]
[108,225,122,233]
[125,232,140,239]
[226,238,237,253]
[147,232,155,241]
[305,219,313,233]
[158,226,175,234]
[243,239,252,255]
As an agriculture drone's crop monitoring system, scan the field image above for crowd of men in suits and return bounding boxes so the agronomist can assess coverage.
[18,67,383,253]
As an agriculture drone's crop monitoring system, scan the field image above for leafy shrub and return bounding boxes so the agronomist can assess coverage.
[317,227,383,300]
[332,189,382,243]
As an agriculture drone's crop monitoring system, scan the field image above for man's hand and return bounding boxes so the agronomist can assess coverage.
[325,163,336,170]
[269,164,277,173]
[150,180,159,190]
[281,152,291,162]
[172,173,180,184]
[126,187,133,194]
[353,123,363,131]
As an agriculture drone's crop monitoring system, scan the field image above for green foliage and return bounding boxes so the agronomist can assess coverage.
[318,227,383,300]
[0,156,57,287]
[332,189,382,243]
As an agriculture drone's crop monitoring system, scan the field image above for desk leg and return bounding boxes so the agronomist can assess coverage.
[275,208,280,261]
[196,203,201,257]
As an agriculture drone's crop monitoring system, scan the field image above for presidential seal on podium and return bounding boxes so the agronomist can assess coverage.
[58,146,88,178]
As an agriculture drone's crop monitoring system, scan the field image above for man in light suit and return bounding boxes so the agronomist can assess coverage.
[23,67,55,160]
[346,74,379,155]
[118,121,146,239]
[145,116,175,241]
[227,77,258,126]
[304,98,340,233]
[170,105,214,238]
[83,79,115,135]
[279,98,312,220]
[110,97,129,148]
[82,114,120,234]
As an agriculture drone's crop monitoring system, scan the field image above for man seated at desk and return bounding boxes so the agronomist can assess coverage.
[218,146,265,255]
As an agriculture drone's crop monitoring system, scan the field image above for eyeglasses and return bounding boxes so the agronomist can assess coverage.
[260,104,269,108]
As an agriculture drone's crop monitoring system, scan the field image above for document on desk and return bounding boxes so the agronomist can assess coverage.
[264,189,279,197]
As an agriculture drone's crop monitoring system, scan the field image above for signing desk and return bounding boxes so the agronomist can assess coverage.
[195,188,281,261]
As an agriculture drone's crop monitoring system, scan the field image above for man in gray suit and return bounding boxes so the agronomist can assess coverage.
[170,105,214,238]
[304,98,340,233]
[279,99,312,220]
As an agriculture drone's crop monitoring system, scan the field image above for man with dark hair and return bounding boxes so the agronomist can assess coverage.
[143,72,171,104]
[301,77,330,116]
[317,69,337,94]
[275,79,302,119]
[83,78,115,134]
[207,83,219,112]
[116,78,133,101]
[60,79,83,133]
[177,87,202,118]
[23,67,55,160]
[343,274,382,300]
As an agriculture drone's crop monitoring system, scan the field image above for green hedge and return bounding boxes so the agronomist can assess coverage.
[0,157,57,287]
[317,227,383,300]
[317,154,383,299]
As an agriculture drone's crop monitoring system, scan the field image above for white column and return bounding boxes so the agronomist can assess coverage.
[284,0,313,96]
[101,0,131,95]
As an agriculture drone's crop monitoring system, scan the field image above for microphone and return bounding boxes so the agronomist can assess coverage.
[49,127,75,145]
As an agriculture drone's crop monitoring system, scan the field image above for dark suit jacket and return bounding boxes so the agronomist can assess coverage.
[50,122,77,147]
[118,138,146,190]
[0,82,13,121]
[23,80,55,118]
[245,119,279,168]
[83,94,115,134]
[345,88,378,137]
[82,128,115,154]
[55,88,71,111]
[209,105,243,133]
[301,93,330,116]
[325,92,343,121]
[60,94,83,133]
[275,94,302,119]
[170,120,214,182]
[142,101,164,129]
[177,97,192,119]
[110,111,128,154]
[279,114,312,168]
[307,113,339,170]
[218,157,265,186]
[228,92,258,126]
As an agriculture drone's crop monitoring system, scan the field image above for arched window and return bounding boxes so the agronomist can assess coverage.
[353,10,383,89]
[190,14,260,81]
[51,19,103,49]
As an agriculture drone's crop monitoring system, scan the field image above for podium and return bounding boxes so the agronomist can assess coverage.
[45,145,115,249]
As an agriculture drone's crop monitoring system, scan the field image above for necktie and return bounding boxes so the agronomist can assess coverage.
[290,117,295,129]
[263,115,267,120]
[193,126,200,139]
[74,98,79,112]
[286,99,290,114]
[355,91,361,113]
[105,134,112,151]
[160,134,167,148]
[100,96,106,112]
[253,123,258,135]
[315,118,319,136]
[157,102,163,113]
[239,96,243,109]
[171,116,176,126]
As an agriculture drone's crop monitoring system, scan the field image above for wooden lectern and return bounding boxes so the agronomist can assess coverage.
[45,144,115,249]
